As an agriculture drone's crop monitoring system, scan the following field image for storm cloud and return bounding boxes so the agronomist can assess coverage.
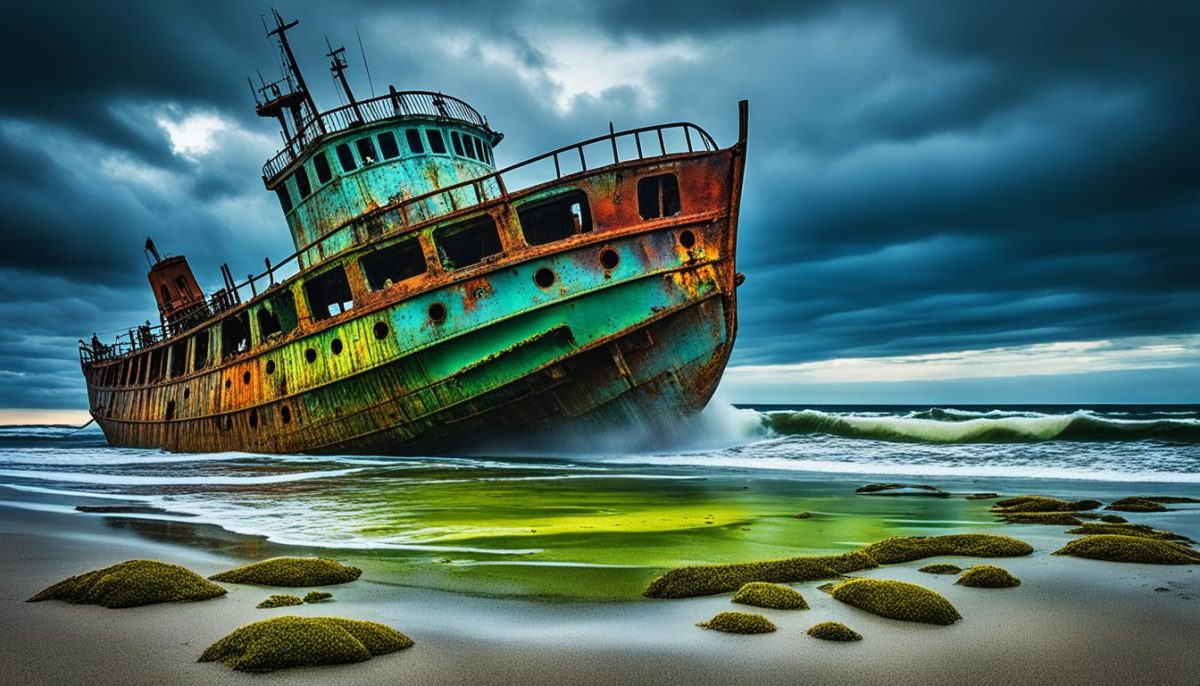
[0,0,1196,410]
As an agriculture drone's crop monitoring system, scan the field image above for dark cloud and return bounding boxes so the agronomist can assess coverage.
[0,0,1196,408]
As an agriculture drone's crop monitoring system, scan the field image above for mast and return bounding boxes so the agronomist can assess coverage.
[252,8,324,145]
[326,38,363,124]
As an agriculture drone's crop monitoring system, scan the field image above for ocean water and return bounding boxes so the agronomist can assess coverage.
[2,404,1198,598]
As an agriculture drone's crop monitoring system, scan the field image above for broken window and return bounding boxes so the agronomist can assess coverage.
[313,150,333,184]
[450,131,465,156]
[256,305,282,340]
[148,348,163,383]
[426,128,447,154]
[193,330,210,371]
[360,237,427,291]
[406,129,425,154]
[637,173,681,220]
[356,137,377,165]
[377,131,400,159]
[294,166,312,198]
[275,185,293,213]
[519,190,592,246]
[168,339,187,378]
[304,267,355,321]
[433,215,503,270]
[220,311,250,361]
[336,143,357,172]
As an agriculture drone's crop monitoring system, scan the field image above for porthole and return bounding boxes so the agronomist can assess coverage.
[429,302,447,323]
[534,267,556,289]
[265,360,276,375]
[373,321,390,340]
[249,409,259,429]
[183,387,190,399]
[305,348,317,363]
[280,405,292,425]
[599,248,620,271]
[242,370,251,384]
[164,400,176,421]
[225,378,232,389]
[679,229,697,249]
[331,338,344,355]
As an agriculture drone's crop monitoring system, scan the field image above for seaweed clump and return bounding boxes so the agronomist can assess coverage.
[209,558,362,587]
[861,534,1033,564]
[956,565,1020,588]
[1100,515,1127,524]
[830,578,961,625]
[1054,535,1200,564]
[304,591,334,603]
[990,496,1101,513]
[807,622,862,642]
[732,582,808,610]
[1105,497,1169,513]
[27,560,226,609]
[1066,523,1193,544]
[199,616,413,672]
[697,611,777,634]
[257,594,303,609]
[918,564,962,575]
[856,483,948,498]
[995,512,1083,526]
[644,551,877,599]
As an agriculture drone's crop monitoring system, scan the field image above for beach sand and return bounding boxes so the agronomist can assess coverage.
[2,502,1198,685]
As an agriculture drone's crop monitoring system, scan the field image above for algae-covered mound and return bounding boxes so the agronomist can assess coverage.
[806,622,862,642]
[732,582,808,610]
[996,512,1083,526]
[1066,523,1193,544]
[1054,535,1200,564]
[830,578,961,625]
[861,534,1033,564]
[697,611,777,634]
[199,616,413,673]
[27,560,226,609]
[956,565,1020,588]
[1141,496,1200,504]
[304,591,334,603]
[1105,497,1169,513]
[990,496,1101,513]
[856,483,948,498]
[644,551,877,599]
[1100,515,1128,524]
[257,594,303,609]
[918,564,962,575]
[966,493,1000,500]
[209,557,362,587]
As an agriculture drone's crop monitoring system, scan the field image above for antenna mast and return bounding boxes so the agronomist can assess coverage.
[253,8,325,142]
[326,37,363,124]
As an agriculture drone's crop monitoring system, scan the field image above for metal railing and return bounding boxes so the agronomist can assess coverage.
[82,119,720,365]
[262,90,491,181]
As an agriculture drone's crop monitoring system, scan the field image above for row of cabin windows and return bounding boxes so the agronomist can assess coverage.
[104,174,680,388]
[276,126,496,214]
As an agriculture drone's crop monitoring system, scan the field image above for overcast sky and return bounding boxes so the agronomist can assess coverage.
[1,0,1197,420]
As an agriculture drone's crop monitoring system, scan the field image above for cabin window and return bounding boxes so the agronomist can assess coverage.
[168,339,187,378]
[433,215,503,270]
[174,275,188,296]
[192,330,210,371]
[519,190,592,246]
[360,237,426,291]
[356,137,377,165]
[294,166,312,198]
[336,143,357,172]
[220,312,250,361]
[426,128,447,154]
[467,136,480,160]
[637,173,681,220]
[377,131,400,160]
[304,267,355,320]
[450,131,464,156]
[313,151,333,184]
[148,348,163,383]
[406,129,425,154]
[275,186,293,212]
[159,284,170,305]
[256,305,282,340]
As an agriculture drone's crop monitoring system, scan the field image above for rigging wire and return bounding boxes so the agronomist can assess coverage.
[357,26,376,97]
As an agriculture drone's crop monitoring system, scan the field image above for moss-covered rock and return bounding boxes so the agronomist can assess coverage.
[1066,523,1193,544]
[830,578,961,625]
[856,483,949,498]
[956,565,1020,588]
[991,496,1101,513]
[257,594,303,609]
[807,621,862,641]
[731,582,808,610]
[198,616,413,672]
[304,591,334,603]
[861,534,1033,564]
[1142,496,1200,504]
[1100,515,1128,524]
[1105,497,1169,513]
[966,493,1000,500]
[209,558,362,587]
[697,611,777,634]
[996,512,1083,525]
[27,560,226,609]
[644,551,877,599]
[918,564,962,575]
[1054,535,1200,564]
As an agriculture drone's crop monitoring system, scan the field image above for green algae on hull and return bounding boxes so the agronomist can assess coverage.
[644,551,877,599]
[807,621,862,642]
[1066,523,1194,544]
[209,557,362,587]
[830,578,961,625]
[956,565,1020,588]
[199,616,413,672]
[27,560,226,609]
[860,534,1033,564]
[304,591,334,603]
[918,564,962,575]
[257,594,304,609]
[1053,535,1200,564]
[731,582,808,610]
[990,496,1101,513]
[698,611,777,634]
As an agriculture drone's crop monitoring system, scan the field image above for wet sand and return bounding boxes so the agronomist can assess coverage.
[2,502,1198,685]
